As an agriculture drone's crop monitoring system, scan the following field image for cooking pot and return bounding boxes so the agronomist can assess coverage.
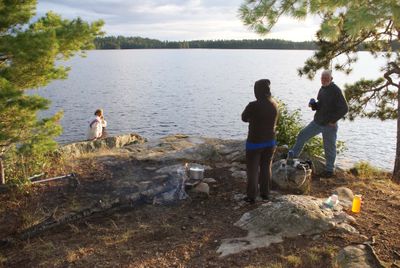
[189,167,204,180]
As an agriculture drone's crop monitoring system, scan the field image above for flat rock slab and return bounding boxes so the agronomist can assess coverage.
[217,195,357,257]
[59,133,146,157]
[122,135,245,164]
[335,244,385,268]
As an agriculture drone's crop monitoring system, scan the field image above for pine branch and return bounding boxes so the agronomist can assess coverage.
[384,62,400,89]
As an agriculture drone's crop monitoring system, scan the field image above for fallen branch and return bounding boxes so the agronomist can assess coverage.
[30,173,78,185]
[0,184,170,247]
[28,173,45,181]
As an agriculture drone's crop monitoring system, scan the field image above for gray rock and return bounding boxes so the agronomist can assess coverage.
[217,195,357,257]
[312,234,321,240]
[333,187,354,209]
[59,133,146,157]
[201,165,213,170]
[333,212,356,224]
[192,182,210,196]
[231,170,247,180]
[335,222,359,234]
[307,155,326,175]
[233,193,246,202]
[215,162,231,168]
[231,162,246,170]
[225,151,244,162]
[156,164,183,174]
[229,167,237,173]
[216,140,245,155]
[335,244,385,268]
[85,135,244,165]
[203,178,217,184]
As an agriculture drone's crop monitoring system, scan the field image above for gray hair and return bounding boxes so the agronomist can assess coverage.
[321,69,332,78]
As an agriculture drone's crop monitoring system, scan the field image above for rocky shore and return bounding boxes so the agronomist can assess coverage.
[1,133,398,267]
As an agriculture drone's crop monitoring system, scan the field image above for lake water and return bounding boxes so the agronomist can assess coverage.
[36,49,396,171]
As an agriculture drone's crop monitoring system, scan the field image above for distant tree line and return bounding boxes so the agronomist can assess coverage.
[95,36,399,50]
[94,36,318,50]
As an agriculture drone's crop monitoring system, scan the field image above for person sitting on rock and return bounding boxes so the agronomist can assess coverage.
[87,109,107,140]
[241,79,279,204]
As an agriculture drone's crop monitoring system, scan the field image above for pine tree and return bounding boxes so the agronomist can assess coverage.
[240,0,400,182]
[0,1,104,184]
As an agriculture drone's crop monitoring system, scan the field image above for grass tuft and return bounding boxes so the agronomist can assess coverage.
[350,161,389,179]
[285,255,302,267]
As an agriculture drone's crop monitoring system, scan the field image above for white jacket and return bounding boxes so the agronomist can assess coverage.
[87,116,103,140]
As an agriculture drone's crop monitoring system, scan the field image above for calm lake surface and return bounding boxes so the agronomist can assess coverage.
[36,49,396,170]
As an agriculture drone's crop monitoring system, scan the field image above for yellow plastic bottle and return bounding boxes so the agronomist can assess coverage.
[352,195,362,213]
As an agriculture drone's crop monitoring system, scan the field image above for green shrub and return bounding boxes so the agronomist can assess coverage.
[276,100,346,157]
[4,143,64,186]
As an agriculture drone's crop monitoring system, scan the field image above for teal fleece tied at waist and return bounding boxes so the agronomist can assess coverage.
[246,140,277,150]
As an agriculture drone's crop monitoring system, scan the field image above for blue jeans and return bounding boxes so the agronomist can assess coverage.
[291,120,338,172]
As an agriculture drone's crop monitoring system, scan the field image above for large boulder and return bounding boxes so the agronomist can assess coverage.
[217,195,357,257]
[122,134,246,164]
[59,133,146,157]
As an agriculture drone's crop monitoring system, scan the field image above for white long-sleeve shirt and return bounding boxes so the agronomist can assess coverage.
[87,116,103,140]
[101,118,107,128]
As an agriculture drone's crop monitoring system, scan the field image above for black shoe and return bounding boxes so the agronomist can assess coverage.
[243,196,255,204]
[320,171,335,178]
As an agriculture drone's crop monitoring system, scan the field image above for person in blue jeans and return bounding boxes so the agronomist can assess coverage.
[242,79,278,203]
[289,70,348,178]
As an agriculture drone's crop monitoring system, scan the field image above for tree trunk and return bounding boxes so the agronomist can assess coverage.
[393,87,400,183]
[0,157,5,185]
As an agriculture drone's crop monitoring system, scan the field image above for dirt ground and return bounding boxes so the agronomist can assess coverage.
[1,159,400,268]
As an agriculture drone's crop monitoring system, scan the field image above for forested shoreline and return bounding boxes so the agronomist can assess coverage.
[94,36,318,50]
[95,36,400,50]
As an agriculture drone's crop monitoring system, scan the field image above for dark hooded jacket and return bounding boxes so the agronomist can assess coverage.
[242,79,278,143]
[313,82,348,125]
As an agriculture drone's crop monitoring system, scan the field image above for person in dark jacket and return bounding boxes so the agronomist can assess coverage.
[242,79,279,204]
[289,70,348,178]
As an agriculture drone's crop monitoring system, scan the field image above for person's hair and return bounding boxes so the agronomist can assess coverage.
[94,109,103,116]
[254,79,271,100]
[321,70,332,78]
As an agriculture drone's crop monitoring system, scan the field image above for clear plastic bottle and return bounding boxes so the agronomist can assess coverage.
[324,194,339,208]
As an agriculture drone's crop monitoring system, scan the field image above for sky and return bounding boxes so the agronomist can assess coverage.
[37,0,320,41]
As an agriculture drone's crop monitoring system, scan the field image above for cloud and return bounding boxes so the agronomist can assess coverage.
[36,0,319,41]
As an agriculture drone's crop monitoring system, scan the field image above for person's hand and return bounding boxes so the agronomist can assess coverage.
[308,98,316,107]
[309,98,318,110]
